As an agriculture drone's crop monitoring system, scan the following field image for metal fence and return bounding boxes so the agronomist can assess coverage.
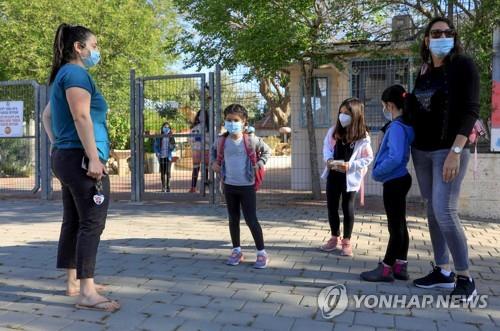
[0,81,43,196]
[216,58,421,199]
[4,51,493,203]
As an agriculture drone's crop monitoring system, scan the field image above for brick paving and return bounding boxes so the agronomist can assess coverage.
[0,200,498,331]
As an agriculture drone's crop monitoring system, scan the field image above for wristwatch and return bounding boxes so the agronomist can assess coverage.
[451,146,463,154]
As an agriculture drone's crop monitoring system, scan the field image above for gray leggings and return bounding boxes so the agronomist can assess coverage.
[412,148,470,272]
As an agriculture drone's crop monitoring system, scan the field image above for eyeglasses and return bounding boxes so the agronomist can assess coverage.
[430,29,456,38]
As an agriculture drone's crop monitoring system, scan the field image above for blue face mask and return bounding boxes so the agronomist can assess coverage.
[224,121,243,134]
[162,127,170,134]
[429,38,454,58]
[382,106,393,121]
[82,49,101,68]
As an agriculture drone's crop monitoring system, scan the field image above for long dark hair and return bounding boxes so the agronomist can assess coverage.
[334,97,368,143]
[420,17,463,66]
[190,109,209,131]
[381,85,411,124]
[49,23,94,84]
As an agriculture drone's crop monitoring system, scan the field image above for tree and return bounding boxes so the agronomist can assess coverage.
[0,0,180,149]
[174,0,369,199]
[376,0,500,119]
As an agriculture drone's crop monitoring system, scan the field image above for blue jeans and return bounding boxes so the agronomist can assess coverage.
[412,148,470,271]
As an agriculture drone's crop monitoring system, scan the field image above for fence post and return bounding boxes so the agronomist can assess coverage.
[208,72,215,205]
[200,75,207,197]
[130,69,137,201]
[491,24,500,152]
[214,64,222,204]
[39,84,52,199]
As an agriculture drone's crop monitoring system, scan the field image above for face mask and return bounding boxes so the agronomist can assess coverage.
[429,38,454,58]
[81,49,101,68]
[382,106,393,121]
[162,127,170,134]
[224,121,243,134]
[339,113,352,128]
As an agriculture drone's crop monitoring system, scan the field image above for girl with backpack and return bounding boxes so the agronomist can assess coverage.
[319,97,373,257]
[212,104,271,269]
[360,85,414,282]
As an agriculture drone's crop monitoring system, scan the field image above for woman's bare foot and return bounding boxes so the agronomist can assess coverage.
[66,281,106,296]
[65,269,106,296]
[76,278,120,312]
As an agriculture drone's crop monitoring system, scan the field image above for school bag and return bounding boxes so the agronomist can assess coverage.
[216,133,266,191]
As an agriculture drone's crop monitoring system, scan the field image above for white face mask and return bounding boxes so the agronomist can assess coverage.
[339,113,352,128]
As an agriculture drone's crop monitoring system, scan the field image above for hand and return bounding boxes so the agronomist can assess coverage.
[443,152,460,183]
[212,162,221,173]
[335,162,349,173]
[87,158,106,180]
[256,160,265,170]
[326,159,335,169]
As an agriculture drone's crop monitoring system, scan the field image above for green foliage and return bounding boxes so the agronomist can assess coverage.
[0,139,32,177]
[377,1,500,119]
[107,109,130,150]
[0,0,180,150]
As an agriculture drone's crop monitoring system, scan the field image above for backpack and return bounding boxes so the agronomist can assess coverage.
[468,119,489,179]
[216,134,266,191]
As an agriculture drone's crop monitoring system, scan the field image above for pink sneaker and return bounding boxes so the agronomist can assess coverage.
[340,238,353,256]
[320,236,339,252]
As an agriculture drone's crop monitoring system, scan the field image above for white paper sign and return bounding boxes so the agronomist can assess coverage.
[0,101,24,137]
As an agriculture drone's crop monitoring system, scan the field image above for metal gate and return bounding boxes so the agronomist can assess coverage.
[130,70,218,202]
[0,80,50,197]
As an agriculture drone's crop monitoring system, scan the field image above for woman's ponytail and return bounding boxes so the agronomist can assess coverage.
[48,23,93,84]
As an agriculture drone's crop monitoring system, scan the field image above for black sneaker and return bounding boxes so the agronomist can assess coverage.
[413,262,455,289]
[450,275,477,302]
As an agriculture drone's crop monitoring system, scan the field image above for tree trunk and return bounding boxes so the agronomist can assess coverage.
[259,78,291,127]
[447,1,454,22]
[301,61,321,199]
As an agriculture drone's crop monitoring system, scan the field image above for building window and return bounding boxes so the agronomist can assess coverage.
[301,77,330,128]
[351,58,413,131]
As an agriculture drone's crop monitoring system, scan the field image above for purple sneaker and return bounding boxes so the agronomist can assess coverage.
[254,254,269,269]
[226,250,244,266]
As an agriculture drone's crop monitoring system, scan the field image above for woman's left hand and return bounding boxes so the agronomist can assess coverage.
[443,152,461,183]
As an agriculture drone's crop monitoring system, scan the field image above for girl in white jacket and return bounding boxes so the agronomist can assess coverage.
[320,98,373,256]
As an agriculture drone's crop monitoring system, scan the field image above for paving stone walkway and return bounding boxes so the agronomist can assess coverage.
[0,200,498,331]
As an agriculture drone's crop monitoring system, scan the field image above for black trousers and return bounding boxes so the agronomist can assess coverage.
[326,170,356,239]
[382,173,412,266]
[159,157,172,189]
[51,148,110,279]
[224,184,264,250]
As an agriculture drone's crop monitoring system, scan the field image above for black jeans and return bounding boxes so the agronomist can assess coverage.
[51,148,110,279]
[224,184,264,250]
[159,157,172,189]
[326,170,356,239]
[382,173,412,266]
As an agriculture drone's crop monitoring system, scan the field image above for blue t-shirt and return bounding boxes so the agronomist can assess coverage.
[50,64,109,161]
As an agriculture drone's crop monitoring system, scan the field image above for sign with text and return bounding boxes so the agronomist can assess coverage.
[0,101,24,137]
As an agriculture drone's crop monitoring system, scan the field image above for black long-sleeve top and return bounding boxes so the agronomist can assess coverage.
[410,54,480,151]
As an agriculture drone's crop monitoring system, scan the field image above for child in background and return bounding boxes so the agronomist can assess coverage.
[189,110,209,193]
[212,104,271,269]
[361,85,414,282]
[320,98,373,256]
[154,122,176,192]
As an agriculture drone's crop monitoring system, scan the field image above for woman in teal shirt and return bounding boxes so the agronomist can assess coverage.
[42,23,119,312]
